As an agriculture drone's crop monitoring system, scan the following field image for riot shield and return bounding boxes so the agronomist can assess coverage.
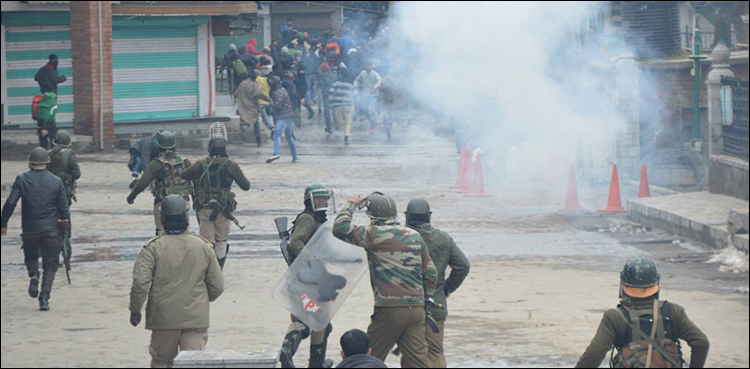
[272,222,368,332]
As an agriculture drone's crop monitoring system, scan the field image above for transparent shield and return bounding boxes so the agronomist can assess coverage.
[272,222,368,331]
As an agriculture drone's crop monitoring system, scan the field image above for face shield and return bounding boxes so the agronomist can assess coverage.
[310,189,332,212]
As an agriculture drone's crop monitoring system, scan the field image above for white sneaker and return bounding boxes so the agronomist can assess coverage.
[266,155,280,164]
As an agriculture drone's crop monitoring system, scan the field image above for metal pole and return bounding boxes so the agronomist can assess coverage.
[98,1,104,151]
[693,16,701,139]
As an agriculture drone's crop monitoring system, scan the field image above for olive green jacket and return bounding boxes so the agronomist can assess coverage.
[180,157,251,210]
[410,223,470,320]
[129,232,224,330]
[289,212,320,257]
[576,297,709,368]
[128,151,191,203]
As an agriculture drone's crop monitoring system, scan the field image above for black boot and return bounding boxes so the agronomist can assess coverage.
[279,331,304,368]
[28,273,40,298]
[308,324,333,368]
[39,297,50,311]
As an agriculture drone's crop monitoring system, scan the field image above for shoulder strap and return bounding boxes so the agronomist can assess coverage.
[615,308,681,367]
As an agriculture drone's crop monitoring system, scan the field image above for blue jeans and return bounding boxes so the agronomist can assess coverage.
[260,105,273,130]
[305,74,317,103]
[131,155,143,176]
[273,119,297,160]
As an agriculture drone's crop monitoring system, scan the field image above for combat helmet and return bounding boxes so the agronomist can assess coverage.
[155,130,176,150]
[305,184,332,212]
[620,256,660,299]
[161,195,189,233]
[405,198,432,226]
[365,193,398,221]
[28,147,51,166]
[53,131,72,148]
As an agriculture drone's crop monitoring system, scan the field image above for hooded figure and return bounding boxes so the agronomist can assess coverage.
[246,38,263,56]
[34,54,67,94]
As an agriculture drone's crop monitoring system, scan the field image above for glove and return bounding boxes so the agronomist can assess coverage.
[127,194,136,205]
[129,312,141,327]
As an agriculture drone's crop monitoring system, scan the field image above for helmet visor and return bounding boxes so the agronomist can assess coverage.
[622,285,659,299]
[310,189,331,212]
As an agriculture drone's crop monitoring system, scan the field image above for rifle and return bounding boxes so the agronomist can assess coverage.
[275,217,294,266]
[57,219,72,284]
[209,199,246,230]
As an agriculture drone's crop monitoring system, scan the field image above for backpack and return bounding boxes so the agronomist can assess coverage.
[32,92,58,123]
[195,160,236,212]
[232,59,248,79]
[611,301,683,368]
[48,147,77,204]
[151,155,193,201]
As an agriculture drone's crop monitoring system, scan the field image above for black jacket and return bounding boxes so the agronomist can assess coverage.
[1,170,70,233]
[336,354,387,369]
[34,63,66,94]
[128,136,158,173]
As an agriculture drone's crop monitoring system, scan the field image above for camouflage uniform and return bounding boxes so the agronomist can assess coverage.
[333,201,438,368]
[127,151,192,235]
[180,157,250,268]
[410,223,470,368]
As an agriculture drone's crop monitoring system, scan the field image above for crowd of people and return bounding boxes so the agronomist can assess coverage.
[217,18,406,161]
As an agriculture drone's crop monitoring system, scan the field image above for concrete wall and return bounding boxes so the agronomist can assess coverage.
[649,164,699,192]
[710,155,750,201]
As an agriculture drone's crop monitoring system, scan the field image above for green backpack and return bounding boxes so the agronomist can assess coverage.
[232,59,248,79]
[611,301,683,368]
[33,92,58,123]
[152,155,193,202]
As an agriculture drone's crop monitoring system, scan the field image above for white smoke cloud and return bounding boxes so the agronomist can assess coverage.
[381,1,627,184]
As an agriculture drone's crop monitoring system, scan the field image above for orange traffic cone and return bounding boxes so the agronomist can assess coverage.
[638,164,651,198]
[459,144,473,193]
[602,164,625,212]
[469,152,489,197]
[563,165,583,211]
[455,145,466,188]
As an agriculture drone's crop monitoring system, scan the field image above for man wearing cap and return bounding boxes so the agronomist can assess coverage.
[576,256,709,368]
[1,147,70,311]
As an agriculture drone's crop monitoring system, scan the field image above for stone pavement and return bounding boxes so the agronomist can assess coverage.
[628,191,749,251]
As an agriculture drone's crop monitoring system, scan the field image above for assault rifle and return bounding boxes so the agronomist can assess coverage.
[209,199,245,230]
[57,219,72,284]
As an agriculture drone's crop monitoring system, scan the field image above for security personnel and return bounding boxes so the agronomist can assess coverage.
[180,123,250,269]
[47,130,80,206]
[1,147,70,311]
[576,256,709,368]
[129,195,224,368]
[405,199,470,368]
[279,184,334,368]
[127,130,193,236]
[333,193,438,368]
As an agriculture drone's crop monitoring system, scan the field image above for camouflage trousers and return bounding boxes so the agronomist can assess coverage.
[425,317,447,368]
[149,328,207,368]
[287,314,328,346]
[198,209,231,259]
[368,306,430,368]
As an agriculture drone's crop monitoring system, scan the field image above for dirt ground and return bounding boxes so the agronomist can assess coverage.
[1,112,748,368]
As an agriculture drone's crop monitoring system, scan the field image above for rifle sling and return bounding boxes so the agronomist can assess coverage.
[615,308,680,367]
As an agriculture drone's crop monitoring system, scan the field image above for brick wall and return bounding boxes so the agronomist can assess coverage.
[70,1,114,152]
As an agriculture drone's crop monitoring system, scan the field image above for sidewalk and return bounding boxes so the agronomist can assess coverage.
[627,191,749,251]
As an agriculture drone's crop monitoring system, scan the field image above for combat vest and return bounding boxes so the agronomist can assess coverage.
[194,159,236,212]
[47,147,76,203]
[611,301,683,368]
[287,210,324,261]
[151,155,192,201]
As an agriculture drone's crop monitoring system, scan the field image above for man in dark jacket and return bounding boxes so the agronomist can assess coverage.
[1,147,71,311]
[281,72,302,128]
[34,54,67,94]
[405,199,470,368]
[266,76,297,164]
[128,134,160,188]
[336,329,387,369]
